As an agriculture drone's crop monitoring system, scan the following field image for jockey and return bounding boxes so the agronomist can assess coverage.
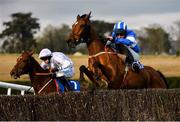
[39,48,76,92]
[106,21,142,72]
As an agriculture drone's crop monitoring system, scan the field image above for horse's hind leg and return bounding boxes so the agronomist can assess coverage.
[79,65,99,86]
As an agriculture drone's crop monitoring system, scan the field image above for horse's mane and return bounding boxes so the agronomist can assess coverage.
[98,35,107,45]
[29,55,48,72]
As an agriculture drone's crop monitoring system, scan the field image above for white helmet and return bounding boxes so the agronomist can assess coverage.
[39,48,52,58]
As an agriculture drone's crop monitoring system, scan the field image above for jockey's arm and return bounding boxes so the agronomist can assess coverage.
[53,56,72,70]
[61,60,72,69]
[49,67,58,73]
[132,45,140,53]
[115,37,133,46]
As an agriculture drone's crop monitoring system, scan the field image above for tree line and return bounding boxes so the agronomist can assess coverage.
[0,12,180,55]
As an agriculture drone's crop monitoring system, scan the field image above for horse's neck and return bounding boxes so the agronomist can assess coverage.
[29,57,50,83]
[88,28,126,74]
[30,57,46,73]
[87,28,105,55]
[28,57,51,93]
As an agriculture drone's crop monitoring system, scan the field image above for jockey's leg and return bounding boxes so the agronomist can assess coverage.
[116,44,134,63]
[54,79,65,93]
[58,76,70,91]
[116,44,141,72]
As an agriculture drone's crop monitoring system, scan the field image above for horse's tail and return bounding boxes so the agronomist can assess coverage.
[157,70,168,88]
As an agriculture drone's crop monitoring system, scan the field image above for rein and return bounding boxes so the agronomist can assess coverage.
[88,51,117,59]
[34,72,53,94]
[35,72,52,75]
[38,79,53,94]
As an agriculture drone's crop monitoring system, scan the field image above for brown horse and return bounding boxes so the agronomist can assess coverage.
[10,50,58,94]
[67,12,168,89]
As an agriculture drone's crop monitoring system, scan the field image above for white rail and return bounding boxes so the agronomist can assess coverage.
[0,81,34,95]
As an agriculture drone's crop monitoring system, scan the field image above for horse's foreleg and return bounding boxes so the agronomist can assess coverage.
[79,65,86,81]
[79,65,99,86]
[93,63,109,88]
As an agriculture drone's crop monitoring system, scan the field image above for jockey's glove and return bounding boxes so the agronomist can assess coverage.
[49,68,58,73]
[51,72,56,79]
[106,40,112,46]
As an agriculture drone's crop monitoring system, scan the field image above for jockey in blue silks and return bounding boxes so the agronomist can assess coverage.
[106,21,143,72]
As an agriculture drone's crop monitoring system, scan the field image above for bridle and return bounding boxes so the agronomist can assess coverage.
[14,56,32,77]
[71,21,91,45]
[20,57,53,94]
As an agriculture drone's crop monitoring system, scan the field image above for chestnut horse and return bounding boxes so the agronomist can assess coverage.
[67,12,168,89]
[10,50,57,94]
[10,50,81,94]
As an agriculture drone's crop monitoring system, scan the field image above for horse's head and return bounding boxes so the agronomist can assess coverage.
[67,12,92,48]
[10,50,34,79]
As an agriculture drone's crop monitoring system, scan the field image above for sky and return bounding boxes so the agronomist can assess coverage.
[0,0,180,34]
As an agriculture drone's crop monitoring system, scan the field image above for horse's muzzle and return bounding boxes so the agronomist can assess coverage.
[10,70,20,79]
[67,39,76,48]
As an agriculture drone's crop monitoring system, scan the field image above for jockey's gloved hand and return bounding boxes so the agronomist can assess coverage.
[49,68,58,73]
[51,72,56,79]
[106,40,112,46]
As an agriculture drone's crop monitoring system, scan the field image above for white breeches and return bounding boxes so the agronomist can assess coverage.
[126,46,140,61]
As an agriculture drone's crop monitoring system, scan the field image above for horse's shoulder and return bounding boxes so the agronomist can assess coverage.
[140,65,160,77]
[143,65,156,71]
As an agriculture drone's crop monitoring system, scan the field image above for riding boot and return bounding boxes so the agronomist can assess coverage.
[125,56,141,73]
[116,44,141,73]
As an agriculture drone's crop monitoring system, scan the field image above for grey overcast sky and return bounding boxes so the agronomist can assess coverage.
[0,0,180,33]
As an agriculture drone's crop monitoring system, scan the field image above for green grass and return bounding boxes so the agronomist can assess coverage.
[166,77,180,88]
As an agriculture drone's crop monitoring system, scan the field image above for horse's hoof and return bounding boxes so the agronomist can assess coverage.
[98,79,108,89]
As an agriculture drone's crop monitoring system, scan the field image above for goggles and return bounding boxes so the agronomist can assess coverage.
[40,56,51,61]
[115,29,126,36]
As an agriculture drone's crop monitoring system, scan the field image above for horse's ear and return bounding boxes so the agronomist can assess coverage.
[29,49,34,56]
[77,14,80,20]
[88,11,91,17]
[86,11,91,20]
